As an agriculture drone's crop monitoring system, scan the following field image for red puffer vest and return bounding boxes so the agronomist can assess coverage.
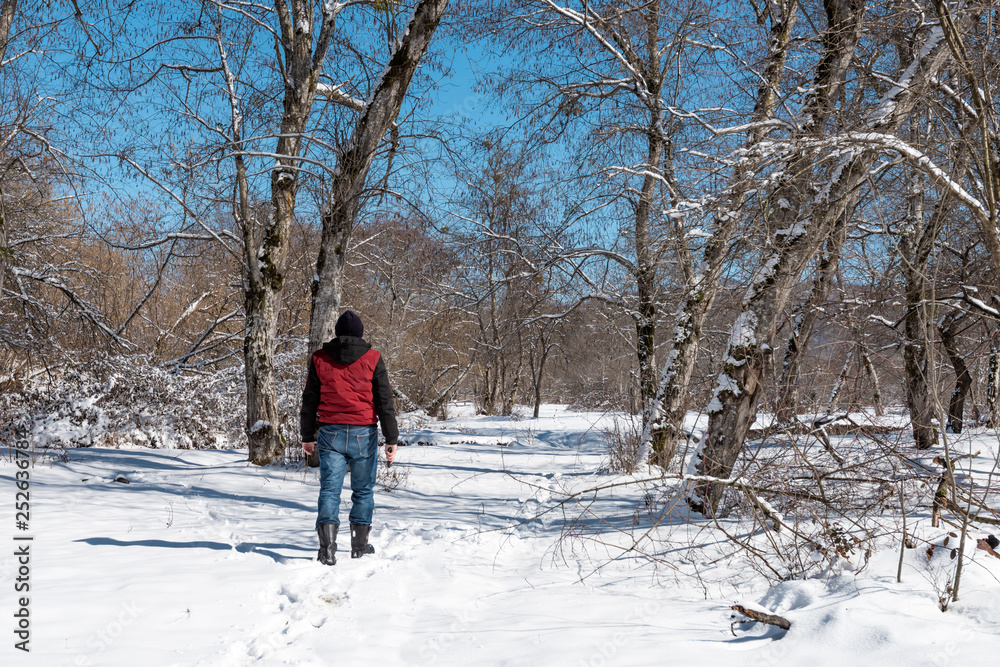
[312,348,381,425]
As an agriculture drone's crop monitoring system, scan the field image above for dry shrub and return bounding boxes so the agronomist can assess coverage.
[603,417,642,473]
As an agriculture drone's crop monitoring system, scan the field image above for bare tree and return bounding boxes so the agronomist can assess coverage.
[689,0,983,514]
[528,318,560,418]
[238,0,344,464]
[439,140,556,415]
[491,0,733,437]
[307,0,450,353]
[0,1,141,367]
[341,214,460,410]
[92,1,391,463]
[640,0,800,467]
[688,0,867,512]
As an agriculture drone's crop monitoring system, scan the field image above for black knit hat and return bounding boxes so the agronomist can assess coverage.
[335,310,364,338]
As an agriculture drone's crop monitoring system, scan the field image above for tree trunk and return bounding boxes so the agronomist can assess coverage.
[635,129,664,435]
[245,0,339,465]
[640,0,798,468]
[533,368,543,418]
[899,276,936,450]
[246,142,303,465]
[308,0,450,354]
[939,311,972,433]
[531,336,553,419]
[502,362,521,416]
[987,331,1000,428]
[898,164,960,450]
[858,336,884,416]
[244,281,284,463]
[776,208,850,420]
[618,1,669,453]
[0,0,15,64]
[0,0,16,299]
[947,352,972,434]
[0,185,8,300]
[825,344,855,412]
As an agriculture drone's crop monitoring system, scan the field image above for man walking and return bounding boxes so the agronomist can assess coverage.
[300,310,398,565]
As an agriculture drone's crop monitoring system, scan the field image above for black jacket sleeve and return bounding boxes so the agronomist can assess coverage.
[372,355,399,445]
[300,355,321,442]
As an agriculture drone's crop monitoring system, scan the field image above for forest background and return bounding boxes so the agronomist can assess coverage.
[3,0,1000,528]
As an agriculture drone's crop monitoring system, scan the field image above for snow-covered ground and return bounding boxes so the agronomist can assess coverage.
[3,404,1000,666]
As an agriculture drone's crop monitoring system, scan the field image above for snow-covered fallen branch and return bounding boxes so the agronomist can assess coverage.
[730,604,791,632]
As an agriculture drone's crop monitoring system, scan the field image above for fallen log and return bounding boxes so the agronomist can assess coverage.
[731,605,791,633]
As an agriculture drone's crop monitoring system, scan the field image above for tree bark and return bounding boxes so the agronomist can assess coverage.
[308,0,450,354]
[825,343,854,412]
[857,335,884,416]
[0,185,8,300]
[988,331,1000,428]
[898,165,960,450]
[776,208,850,420]
[635,130,664,434]
[899,264,936,450]
[0,0,16,64]
[0,0,16,299]
[731,605,791,631]
[939,311,972,433]
[501,346,522,416]
[531,332,554,419]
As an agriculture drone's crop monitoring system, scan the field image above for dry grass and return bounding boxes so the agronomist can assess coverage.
[603,417,642,474]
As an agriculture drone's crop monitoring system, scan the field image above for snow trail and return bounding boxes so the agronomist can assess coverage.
[3,406,1000,665]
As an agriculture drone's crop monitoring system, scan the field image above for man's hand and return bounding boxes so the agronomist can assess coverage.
[385,443,397,466]
[302,441,316,456]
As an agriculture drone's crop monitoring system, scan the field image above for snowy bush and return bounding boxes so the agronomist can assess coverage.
[0,349,307,451]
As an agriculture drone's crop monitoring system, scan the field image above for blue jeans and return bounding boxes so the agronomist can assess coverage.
[316,424,379,527]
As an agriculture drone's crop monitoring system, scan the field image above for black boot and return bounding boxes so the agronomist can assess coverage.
[317,523,338,565]
[350,523,375,559]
